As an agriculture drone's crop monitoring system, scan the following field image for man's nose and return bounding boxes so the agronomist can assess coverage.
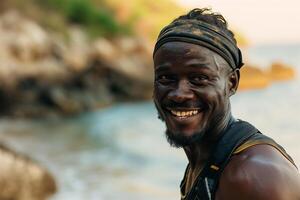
[167,80,194,103]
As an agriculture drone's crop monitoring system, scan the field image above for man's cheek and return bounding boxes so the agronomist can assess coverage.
[153,96,165,120]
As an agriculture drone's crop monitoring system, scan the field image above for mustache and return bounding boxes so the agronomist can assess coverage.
[163,101,206,109]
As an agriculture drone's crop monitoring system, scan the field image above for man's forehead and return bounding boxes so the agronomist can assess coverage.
[157,41,210,54]
[154,41,230,71]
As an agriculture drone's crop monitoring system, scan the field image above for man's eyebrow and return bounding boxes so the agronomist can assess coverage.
[154,63,171,71]
[185,62,211,69]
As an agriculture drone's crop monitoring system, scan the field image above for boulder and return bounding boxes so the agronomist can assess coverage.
[0,10,51,62]
[0,143,56,200]
[269,61,296,81]
[63,27,90,72]
[239,65,270,90]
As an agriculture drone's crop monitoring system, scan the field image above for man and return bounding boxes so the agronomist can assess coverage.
[153,8,300,200]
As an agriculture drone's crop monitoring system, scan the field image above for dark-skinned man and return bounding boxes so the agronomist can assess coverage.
[153,8,300,200]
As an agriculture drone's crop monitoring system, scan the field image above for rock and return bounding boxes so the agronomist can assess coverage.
[239,62,297,91]
[64,50,89,73]
[0,143,56,200]
[63,27,90,72]
[51,87,84,114]
[92,36,153,83]
[49,33,70,62]
[0,10,155,117]
[0,10,51,62]
[239,65,270,90]
[91,38,118,62]
[114,37,139,53]
[269,61,296,81]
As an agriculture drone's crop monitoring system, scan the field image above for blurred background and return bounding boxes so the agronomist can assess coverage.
[0,0,298,199]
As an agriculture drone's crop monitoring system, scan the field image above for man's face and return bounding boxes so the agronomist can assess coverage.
[153,41,234,147]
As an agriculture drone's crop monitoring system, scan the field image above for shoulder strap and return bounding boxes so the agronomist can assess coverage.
[233,133,297,169]
[186,120,259,200]
[209,120,259,171]
[204,120,260,198]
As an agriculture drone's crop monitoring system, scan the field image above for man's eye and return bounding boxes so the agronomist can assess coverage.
[190,75,209,84]
[156,75,175,84]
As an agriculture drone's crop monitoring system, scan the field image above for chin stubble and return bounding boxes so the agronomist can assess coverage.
[165,129,206,148]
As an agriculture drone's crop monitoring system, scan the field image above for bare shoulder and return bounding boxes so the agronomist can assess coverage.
[215,144,300,200]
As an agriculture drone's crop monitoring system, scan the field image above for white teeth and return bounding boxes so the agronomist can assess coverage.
[170,110,199,117]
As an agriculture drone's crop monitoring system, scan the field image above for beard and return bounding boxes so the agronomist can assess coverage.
[164,109,228,148]
[154,95,231,148]
[165,128,206,148]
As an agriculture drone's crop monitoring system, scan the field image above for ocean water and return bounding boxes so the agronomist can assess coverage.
[0,44,299,200]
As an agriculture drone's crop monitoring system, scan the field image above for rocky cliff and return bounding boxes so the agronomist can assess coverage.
[0,11,153,117]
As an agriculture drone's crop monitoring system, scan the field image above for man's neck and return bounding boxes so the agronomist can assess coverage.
[183,113,235,169]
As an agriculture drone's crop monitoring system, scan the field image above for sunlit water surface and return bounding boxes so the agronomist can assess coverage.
[0,45,299,200]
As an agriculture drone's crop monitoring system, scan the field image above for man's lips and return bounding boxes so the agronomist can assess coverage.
[165,107,202,120]
[163,106,205,135]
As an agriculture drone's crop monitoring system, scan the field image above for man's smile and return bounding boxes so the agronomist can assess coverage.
[170,109,199,117]
[165,107,204,123]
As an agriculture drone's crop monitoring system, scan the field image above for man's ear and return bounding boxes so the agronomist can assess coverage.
[228,69,240,96]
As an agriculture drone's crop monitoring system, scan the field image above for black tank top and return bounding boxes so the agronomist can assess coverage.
[180,120,297,200]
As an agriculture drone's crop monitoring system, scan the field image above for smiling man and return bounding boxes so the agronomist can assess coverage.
[153,8,300,200]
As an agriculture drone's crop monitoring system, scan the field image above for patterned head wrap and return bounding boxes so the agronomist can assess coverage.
[153,19,244,70]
